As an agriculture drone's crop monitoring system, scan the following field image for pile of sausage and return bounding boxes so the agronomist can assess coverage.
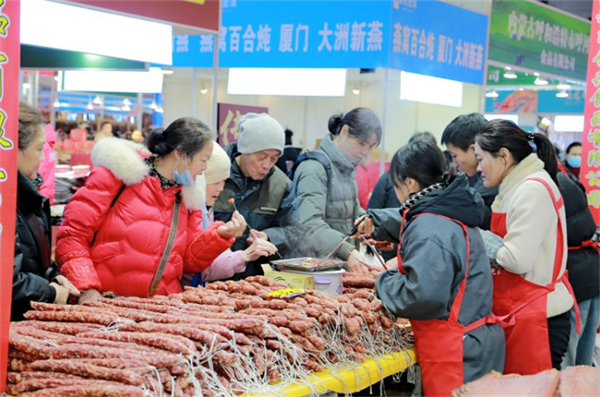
[7,276,410,397]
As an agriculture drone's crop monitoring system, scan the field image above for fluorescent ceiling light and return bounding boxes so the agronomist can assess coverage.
[228,68,347,96]
[503,67,517,79]
[554,115,583,132]
[59,68,164,93]
[21,0,172,65]
[484,114,519,124]
[400,71,463,107]
[556,90,569,98]
[534,77,548,85]
[557,83,571,90]
[485,89,499,98]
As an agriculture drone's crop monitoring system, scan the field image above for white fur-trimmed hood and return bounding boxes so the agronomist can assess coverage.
[91,137,205,210]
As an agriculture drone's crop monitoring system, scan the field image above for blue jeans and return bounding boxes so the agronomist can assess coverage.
[561,295,600,367]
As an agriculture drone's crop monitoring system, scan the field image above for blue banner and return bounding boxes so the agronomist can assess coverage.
[169,0,489,84]
[538,90,585,114]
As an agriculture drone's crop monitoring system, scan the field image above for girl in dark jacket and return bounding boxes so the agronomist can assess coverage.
[13,103,80,321]
[362,140,505,396]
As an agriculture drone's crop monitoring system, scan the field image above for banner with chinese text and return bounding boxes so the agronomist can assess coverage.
[0,0,20,391]
[169,0,489,85]
[581,0,600,224]
[489,0,590,81]
[217,103,268,147]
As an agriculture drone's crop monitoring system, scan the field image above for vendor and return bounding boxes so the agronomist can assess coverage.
[475,120,575,373]
[56,117,247,302]
[291,108,381,274]
[182,143,278,286]
[213,113,299,279]
[365,140,505,396]
[13,102,80,321]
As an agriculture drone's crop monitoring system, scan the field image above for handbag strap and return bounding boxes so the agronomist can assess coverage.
[148,193,181,297]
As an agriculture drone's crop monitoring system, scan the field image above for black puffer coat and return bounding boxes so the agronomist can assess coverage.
[557,170,599,303]
[13,172,56,321]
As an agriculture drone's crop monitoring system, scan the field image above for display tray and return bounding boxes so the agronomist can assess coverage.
[270,257,346,272]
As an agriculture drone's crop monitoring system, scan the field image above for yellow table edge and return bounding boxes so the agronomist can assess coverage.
[254,348,417,397]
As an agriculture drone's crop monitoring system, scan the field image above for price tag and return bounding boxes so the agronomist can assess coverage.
[266,288,308,298]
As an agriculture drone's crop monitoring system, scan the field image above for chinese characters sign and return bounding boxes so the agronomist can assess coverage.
[489,0,590,81]
[171,0,489,85]
[0,0,21,390]
[581,0,600,223]
[217,103,268,147]
[389,0,488,85]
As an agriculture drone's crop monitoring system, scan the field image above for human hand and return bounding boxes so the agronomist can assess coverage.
[386,257,398,271]
[242,238,278,262]
[246,229,268,245]
[218,211,247,239]
[346,250,370,275]
[77,288,102,305]
[357,217,374,236]
[49,283,69,304]
[54,275,81,298]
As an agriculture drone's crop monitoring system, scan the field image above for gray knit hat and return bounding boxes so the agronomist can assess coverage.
[237,113,285,155]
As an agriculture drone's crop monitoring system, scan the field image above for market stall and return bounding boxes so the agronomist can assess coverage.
[5,275,416,397]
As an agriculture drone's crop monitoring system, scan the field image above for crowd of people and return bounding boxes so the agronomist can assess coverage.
[13,101,598,395]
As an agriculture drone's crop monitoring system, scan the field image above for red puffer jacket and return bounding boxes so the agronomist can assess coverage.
[56,138,234,297]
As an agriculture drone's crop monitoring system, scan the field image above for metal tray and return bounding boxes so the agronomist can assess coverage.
[270,257,346,272]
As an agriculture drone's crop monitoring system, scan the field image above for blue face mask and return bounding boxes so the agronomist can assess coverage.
[567,155,581,169]
[174,154,195,186]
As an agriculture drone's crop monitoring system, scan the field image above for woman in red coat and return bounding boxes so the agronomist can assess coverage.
[56,118,246,303]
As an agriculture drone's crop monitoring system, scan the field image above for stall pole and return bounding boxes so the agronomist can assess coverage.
[50,72,57,129]
[18,69,24,101]
[191,67,196,118]
[379,68,389,177]
[33,70,40,108]
[136,92,143,132]
[211,34,219,133]
[26,71,33,105]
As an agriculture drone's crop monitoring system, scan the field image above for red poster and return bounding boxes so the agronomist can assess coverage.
[56,0,220,33]
[217,103,268,147]
[581,0,600,225]
[0,0,20,391]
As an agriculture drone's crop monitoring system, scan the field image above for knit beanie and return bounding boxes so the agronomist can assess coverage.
[236,113,285,155]
[205,142,231,185]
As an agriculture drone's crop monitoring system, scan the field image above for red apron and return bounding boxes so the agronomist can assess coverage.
[397,211,510,397]
[491,176,579,375]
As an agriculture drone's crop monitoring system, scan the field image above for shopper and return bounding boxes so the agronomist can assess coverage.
[563,141,582,178]
[94,121,113,142]
[13,102,80,321]
[556,166,599,367]
[475,119,575,373]
[441,113,499,230]
[374,140,505,396]
[182,143,278,286]
[56,117,246,302]
[291,108,382,274]
[275,128,302,174]
[213,113,298,279]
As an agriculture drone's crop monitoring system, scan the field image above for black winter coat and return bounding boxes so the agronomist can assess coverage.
[557,170,599,303]
[13,172,56,321]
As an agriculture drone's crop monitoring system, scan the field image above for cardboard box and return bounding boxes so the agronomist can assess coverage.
[261,264,315,290]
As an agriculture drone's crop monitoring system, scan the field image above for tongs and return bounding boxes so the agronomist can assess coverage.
[324,218,366,260]
[358,234,388,270]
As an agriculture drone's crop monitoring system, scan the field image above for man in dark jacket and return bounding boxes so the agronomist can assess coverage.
[214,113,299,279]
[441,113,498,230]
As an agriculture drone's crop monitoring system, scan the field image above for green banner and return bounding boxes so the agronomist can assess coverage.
[489,0,590,81]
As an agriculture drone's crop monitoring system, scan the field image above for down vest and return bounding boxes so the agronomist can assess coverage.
[56,138,234,297]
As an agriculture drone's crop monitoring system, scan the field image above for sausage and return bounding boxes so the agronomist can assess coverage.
[53,344,180,367]
[18,384,146,397]
[29,360,143,385]
[23,310,119,326]
[9,332,55,359]
[76,331,197,354]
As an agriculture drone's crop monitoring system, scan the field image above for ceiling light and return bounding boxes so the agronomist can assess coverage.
[485,89,499,98]
[53,100,61,108]
[352,88,360,95]
[156,106,164,113]
[534,77,548,86]
[93,95,103,105]
[534,72,540,77]
[503,67,517,79]
[123,98,132,106]
[122,104,131,111]
[557,83,571,90]
[556,90,568,98]
[200,86,208,94]
[22,82,31,89]
[87,102,94,110]
[150,100,158,110]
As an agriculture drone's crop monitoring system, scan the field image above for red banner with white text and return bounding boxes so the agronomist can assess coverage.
[0,0,20,392]
[582,0,600,225]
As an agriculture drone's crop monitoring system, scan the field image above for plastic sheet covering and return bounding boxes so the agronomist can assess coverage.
[558,366,600,397]
[452,369,561,397]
